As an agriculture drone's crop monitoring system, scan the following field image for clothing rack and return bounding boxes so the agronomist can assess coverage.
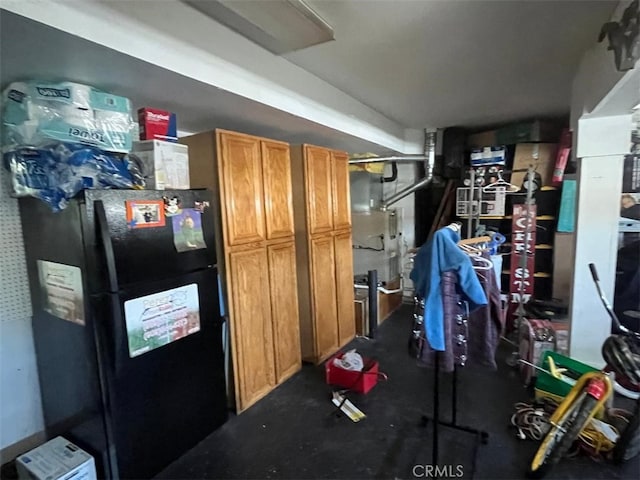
[420,355,489,477]
[414,241,490,477]
[412,225,492,476]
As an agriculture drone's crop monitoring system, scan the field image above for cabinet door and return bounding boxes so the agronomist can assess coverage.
[334,231,356,345]
[267,242,301,383]
[304,146,334,235]
[310,235,339,360]
[219,132,266,246]
[331,151,352,231]
[228,248,276,411]
[261,141,295,240]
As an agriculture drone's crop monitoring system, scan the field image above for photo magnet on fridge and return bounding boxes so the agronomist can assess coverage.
[163,195,182,216]
[193,201,210,213]
[172,208,207,252]
[126,200,166,229]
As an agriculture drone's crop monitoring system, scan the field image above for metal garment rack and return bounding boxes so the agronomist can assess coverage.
[415,295,489,478]
[464,165,537,323]
[420,357,489,477]
[514,167,536,327]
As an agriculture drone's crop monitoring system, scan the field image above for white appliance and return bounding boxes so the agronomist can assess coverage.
[352,209,402,284]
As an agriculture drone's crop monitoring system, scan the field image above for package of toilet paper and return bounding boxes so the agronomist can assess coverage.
[3,142,145,211]
[2,81,135,153]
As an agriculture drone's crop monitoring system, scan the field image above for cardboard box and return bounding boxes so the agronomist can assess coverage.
[553,232,575,302]
[551,321,570,356]
[16,437,96,480]
[496,120,561,145]
[470,146,507,166]
[132,140,190,190]
[468,130,497,148]
[519,319,555,386]
[510,143,558,188]
[325,353,380,394]
[354,291,368,336]
[138,107,177,142]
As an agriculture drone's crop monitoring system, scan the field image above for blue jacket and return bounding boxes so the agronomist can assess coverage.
[410,228,488,351]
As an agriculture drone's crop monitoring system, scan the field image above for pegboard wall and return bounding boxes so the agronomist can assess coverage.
[0,169,32,322]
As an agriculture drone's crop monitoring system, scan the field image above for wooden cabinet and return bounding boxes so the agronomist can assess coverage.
[304,145,334,235]
[291,144,355,364]
[267,242,301,383]
[262,141,295,240]
[181,129,301,413]
[310,235,339,360]
[219,132,265,246]
[228,248,276,406]
[334,231,356,346]
[331,151,352,232]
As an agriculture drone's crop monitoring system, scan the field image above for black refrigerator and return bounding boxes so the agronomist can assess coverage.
[19,189,228,479]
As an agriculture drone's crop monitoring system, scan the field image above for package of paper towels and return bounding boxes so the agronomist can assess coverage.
[2,81,135,153]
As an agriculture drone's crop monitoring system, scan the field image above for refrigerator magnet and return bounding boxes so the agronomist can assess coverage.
[193,201,210,213]
[163,195,182,216]
[172,208,207,252]
[126,200,166,229]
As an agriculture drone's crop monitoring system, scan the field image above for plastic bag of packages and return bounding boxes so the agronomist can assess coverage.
[2,81,135,153]
[4,142,145,211]
[333,349,364,372]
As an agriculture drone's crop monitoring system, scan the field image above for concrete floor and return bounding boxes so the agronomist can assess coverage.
[155,305,640,480]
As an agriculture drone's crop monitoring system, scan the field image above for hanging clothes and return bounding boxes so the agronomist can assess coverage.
[467,262,504,368]
[417,266,504,372]
[410,227,487,351]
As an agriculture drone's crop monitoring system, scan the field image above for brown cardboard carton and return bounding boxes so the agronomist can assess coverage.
[511,143,558,188]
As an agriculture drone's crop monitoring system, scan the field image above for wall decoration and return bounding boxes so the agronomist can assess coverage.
[37,260,84,325]
[598,0,639,71]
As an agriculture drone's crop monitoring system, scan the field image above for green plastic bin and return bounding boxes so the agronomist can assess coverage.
[535,350,599,401]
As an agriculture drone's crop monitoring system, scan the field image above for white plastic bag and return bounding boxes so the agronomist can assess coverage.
[333,349,364,372]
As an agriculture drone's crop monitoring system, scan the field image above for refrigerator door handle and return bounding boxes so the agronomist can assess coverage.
[95,201,126,373]
[95,200,119,292]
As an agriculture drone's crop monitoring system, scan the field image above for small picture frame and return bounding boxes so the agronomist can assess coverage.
[126,200,166,229]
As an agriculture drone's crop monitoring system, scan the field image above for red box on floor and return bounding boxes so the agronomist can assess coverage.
[325,353,380,394]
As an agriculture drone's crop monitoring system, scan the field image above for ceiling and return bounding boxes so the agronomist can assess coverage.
[0,0,622,155]
[285,0,618,128]
[0,10,397,154]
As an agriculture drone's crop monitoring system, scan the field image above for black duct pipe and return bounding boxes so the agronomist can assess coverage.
[381,162,398,183]
[367,270,378,338]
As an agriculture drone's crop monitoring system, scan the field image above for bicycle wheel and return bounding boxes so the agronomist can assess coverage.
[527,394,598,479]
[612,399,640,463]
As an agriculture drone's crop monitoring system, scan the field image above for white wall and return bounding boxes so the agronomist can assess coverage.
[567,0,638,366]
[0,169,44,455]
